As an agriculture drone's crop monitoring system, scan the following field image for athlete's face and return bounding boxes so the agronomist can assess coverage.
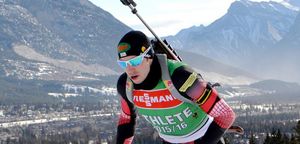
[120,55,152,84]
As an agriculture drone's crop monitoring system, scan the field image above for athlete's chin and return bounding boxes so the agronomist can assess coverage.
[131,76,144,84]
[132,79,143,84]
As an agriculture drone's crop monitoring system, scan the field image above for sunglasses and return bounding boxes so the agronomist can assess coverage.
[117,47,151,69]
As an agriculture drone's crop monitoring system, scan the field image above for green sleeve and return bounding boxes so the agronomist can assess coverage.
[167,59,187,76]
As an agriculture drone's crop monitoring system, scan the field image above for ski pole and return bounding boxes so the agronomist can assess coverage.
[120,0,182,61]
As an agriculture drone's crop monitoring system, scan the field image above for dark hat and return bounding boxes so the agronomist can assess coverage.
[117,30,153,59]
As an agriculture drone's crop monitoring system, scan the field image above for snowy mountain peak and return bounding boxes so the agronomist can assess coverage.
[281,0,300,11]
[167,0,299,83]
[236,0,255,7]
[284,0,300,8]
[231,0,298,14]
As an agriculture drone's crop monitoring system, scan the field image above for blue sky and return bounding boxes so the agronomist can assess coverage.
[89,0,282,36]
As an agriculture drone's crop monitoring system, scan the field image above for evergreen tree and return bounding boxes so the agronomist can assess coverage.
[6,137,10,144]
[282,134,290,144]
[249,132,256,144]
[264,133,271,144]
[290,134,298,144]
[275,129,284,144]
[295,120,300,143]
[270,129,278,144]
[223,136,230,144]
[264,129,285,144]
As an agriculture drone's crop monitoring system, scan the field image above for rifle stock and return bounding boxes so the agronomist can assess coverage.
[152,39,182,61]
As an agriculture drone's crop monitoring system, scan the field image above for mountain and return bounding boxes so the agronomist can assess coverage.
[177,50,258,85]
[224,79,300,104]
[169,0,297,65]
[0,0,131,104]
[250,79,300,93]
[167,25,206,49]
[18,0,130,69]
[0,0,131,80]
[255,12,300,83]
[167,0,299,83]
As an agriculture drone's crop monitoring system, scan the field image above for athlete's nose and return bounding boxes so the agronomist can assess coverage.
[126,64,135,71]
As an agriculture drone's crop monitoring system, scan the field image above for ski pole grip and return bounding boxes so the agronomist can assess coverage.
[120,0,136,7]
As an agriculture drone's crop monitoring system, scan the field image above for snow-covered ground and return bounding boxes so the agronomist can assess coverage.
[0,113,112,128]
[48,84,117,98]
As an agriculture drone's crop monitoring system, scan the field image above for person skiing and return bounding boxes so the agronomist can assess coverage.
[116,30,236,144]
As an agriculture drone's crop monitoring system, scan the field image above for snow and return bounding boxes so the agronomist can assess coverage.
[48,93,80,98]
[268,22,282,41]
[0,110,4,117]
[48,84,117,98]
[223,90,246,98]
[12,45,119,77]
[0,113,112,128]
[74,76,99,80]
[48,93,64,98]
[237,0,254,7]
[219,84,277,99]
[280,1,300,11]
[64,93,80,98]
[63,84,117,95]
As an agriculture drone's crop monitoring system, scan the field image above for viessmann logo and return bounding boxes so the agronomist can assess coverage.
[132,89,182,108]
